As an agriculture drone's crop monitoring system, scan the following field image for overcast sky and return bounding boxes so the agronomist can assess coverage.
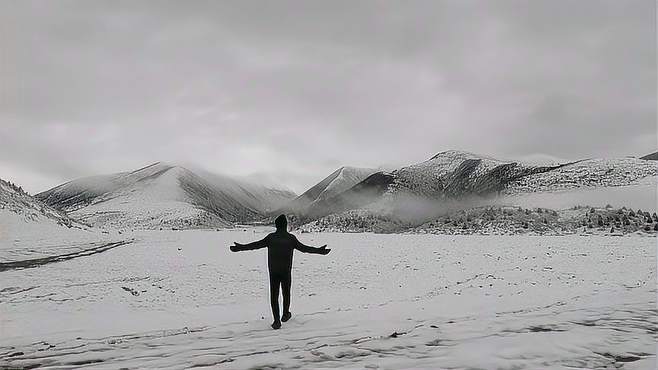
[1,0,655,194]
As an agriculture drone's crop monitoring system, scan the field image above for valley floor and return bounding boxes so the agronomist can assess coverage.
[0,231,655,369]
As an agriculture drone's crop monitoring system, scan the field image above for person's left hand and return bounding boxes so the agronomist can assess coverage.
[319,245,331,255]
[230,242,243,252]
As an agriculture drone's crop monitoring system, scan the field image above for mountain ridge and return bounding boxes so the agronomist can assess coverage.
[284,166,378,214]
[296,150,658,224]
[1,177,82,229]
[640,151,658,161]
[37,162,297,229]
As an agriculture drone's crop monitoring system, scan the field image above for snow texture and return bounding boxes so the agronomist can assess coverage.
[37,163,297,230]
[0,177,126,264]
[0,230,655,369]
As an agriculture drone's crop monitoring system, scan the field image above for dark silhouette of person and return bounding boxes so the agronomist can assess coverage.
[230,214,330,329]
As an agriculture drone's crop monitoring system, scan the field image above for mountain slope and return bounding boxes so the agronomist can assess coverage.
[37,163,297,229]
[1,178,79,228]
[300,150,658,222]
[286,166,378,213]
[193,169,297,215]
[503,157,657,194]
[640,151,658,160]
[301,151,558,220]
[0,178,120,264]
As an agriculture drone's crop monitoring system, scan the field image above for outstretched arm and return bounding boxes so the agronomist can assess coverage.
[295,237,331,255]
[230,237,268,252]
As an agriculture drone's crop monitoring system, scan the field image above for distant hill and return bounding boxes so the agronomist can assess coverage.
[37,163,296,230]
[300,151,561,221]
[285,166,378,213]
[296,150,658,223]
[0,178,129,265]
[640,151,658,160]
[27,150,658,231]
[0,177,79,228]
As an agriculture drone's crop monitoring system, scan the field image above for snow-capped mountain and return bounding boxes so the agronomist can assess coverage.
[285,166,378,213]
[0,178,79,229]
[0,178,126,265]
[37,163,297,230]
[504,157,657,194]
[299,150,658,222]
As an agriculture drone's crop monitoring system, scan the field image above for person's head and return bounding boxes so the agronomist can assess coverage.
[275,214,287,231]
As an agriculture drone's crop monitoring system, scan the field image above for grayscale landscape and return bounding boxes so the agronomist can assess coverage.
[1,1,655,369]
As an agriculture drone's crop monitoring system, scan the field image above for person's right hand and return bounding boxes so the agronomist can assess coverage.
[230,243,242,252]
[319,245,331,255]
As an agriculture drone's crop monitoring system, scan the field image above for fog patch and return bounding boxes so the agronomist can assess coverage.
[500,181,657,211]
[359,179,657,227]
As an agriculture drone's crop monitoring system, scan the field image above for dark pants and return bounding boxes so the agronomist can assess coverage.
[269,270,291,322]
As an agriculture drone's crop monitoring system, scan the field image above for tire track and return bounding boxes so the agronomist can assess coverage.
[0,240,134,272]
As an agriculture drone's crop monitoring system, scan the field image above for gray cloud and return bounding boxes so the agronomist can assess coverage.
[0,0,655,194]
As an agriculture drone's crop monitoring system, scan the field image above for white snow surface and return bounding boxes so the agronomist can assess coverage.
[1,230,655,369]
[0,212,122,263]
[0,177,123,263]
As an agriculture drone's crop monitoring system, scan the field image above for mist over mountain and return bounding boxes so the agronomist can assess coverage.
[37,162,296,230]
[285,166,378,214]
[295,150,658,226]
[23,150,658,231]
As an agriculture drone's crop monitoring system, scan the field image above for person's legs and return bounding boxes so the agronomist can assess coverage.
[269,273,282,328]
[281,271,292,322]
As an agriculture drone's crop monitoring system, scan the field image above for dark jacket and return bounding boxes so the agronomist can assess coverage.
[231,231,328,273]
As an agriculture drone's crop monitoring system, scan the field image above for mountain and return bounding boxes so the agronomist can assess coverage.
[0,178,129,266]
[37,163,297,230]
[285,166,378,213]
[300,151,559,220]
[298,150,658,223]
[640,151,658,160]
[503,157,657,194]
[1,178,79,228]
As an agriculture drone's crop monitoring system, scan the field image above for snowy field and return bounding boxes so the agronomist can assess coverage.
[0,230,655,369]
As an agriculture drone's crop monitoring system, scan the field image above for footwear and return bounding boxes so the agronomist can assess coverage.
[281,311,292,322]
[271,320,282,330]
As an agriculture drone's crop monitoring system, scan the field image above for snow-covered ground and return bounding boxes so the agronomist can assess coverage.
[1,230,655,369]
[0,177,125,264]
[0,214,124,264]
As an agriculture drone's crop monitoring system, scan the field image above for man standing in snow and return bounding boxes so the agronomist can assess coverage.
[230,214,331,329]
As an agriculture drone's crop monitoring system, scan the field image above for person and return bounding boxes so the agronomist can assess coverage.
[230,214,331,329]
